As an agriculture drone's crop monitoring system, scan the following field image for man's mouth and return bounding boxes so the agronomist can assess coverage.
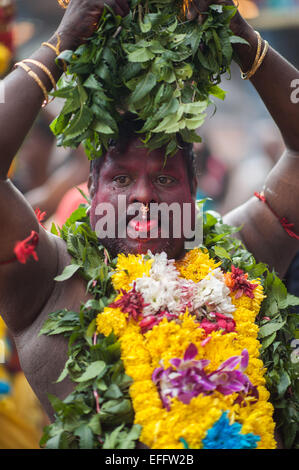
[127,217,160,240]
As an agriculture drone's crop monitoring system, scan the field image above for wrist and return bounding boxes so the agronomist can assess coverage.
[49,30,77,52]
[230,9,252,37]
[230,18,259,73]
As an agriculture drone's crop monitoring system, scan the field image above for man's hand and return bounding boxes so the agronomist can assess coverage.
[55,0,130,51]
[185,0,249,36]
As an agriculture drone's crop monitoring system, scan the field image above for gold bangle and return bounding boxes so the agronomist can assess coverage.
[57,0,69,8]
[15,62,49,107]
[241,31,262,80]
[22,59,56,91]
[248,40,269,79]
[42,33,67,72]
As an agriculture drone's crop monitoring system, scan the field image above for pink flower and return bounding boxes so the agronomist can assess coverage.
[200,312,236,335]
[139,311,178,334]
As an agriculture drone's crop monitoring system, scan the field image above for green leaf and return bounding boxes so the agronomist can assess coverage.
[56,357,72,384]
[64,107,94,140]
[230,35,250,46]
[91,120,114,134]
[139,16,152,33]
[130,72,157,103]
[127,47,155,62]
[277,371,291,397]
[214,246,231,260]
[104,384,123,399]
[184,115,206,130]
[258,320,286,338]
[54,264,81,282]
[50,223,59,236]
[261,332,277,350]
[45,432,63,449]
[88,414,102,435]
[209,85,226,100]
[74,425,94,449]
[74,361,106,382]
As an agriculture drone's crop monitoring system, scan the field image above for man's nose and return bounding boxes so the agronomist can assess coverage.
[128,177,158,205]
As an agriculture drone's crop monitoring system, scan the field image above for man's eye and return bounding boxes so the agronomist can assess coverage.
[156,175,175,185]
[113,175,131,186]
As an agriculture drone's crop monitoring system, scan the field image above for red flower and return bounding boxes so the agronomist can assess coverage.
[229,265,258,299]
[110,283,148,321]
[200,312,236,335]
[14,231,39,264]
[139,311,178,334]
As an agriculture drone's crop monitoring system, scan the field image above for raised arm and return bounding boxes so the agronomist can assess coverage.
[0,0,129,334]
[214,2,299,277]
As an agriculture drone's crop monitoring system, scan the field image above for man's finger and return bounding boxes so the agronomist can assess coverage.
[104,0,128,17]
[185,0,209,23]
[118,0,130,15]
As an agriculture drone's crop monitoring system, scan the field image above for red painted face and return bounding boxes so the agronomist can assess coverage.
[90,139,196,260]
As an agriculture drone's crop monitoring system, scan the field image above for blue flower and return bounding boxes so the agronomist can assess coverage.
[0,380,10,396]
[203,412,260,449]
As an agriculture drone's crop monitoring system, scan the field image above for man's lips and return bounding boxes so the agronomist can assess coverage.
[127,218,159,239]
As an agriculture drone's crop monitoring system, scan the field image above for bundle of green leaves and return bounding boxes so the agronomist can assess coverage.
[50,0,247,159]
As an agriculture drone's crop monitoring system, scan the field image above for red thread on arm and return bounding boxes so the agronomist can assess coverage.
[254,191,299,241]
[0,230,40,266]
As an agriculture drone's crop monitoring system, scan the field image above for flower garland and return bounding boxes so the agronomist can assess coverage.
[96,249,276,449]
[40,206,299,449]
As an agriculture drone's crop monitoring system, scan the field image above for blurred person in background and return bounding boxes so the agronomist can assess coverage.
[219,118,285,214]
[0,0,50,449]
[0,0,89,449]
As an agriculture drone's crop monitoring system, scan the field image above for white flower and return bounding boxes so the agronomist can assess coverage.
[135,252,182,316]
[133,253,235,319]
[192,268,236,318]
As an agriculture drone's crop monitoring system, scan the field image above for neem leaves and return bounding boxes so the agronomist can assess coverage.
[50,1,244,159]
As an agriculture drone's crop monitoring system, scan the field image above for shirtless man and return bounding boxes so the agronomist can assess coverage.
[0,0,299,430]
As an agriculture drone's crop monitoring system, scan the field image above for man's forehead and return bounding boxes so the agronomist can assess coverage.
[103,140,185,171]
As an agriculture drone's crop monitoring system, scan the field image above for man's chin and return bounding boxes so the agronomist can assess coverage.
[99,236,184,259]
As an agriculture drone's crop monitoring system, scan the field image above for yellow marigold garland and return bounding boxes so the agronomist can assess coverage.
[96,248,276,449]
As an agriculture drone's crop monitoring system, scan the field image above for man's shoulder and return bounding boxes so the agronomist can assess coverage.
[12,233,91,419]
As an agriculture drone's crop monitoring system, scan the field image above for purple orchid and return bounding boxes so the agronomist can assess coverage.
[208,349,259,403]
[152,343,216,410]
[152,345,259,410]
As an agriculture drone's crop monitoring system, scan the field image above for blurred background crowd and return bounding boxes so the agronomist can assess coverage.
[0,0,299,448]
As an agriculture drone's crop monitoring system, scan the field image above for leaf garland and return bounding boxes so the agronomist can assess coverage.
[40,203,299,449]
[50,1,246,158]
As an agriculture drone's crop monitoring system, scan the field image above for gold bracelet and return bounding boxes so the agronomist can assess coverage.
[22,59,56,91]
[15,62,49,107]
[248,40,269,79]
[42,33,67,72]
[57,0,69,8]
[241,31,262,80]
